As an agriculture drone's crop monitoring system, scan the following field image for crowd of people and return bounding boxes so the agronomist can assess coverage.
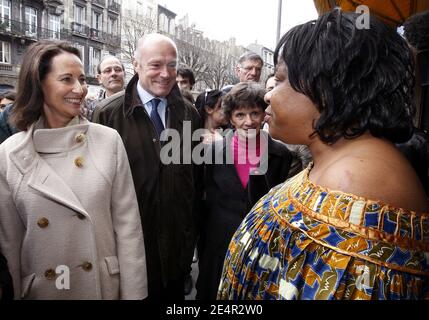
[0,8,428,301]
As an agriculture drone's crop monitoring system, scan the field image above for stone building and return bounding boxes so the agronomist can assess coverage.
[0,0,122,94]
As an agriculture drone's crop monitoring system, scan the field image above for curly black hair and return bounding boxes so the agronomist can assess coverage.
[403,10,429,50]
[275,9,415,144]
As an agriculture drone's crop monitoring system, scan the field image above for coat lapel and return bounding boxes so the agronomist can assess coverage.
[9,125,89,218]
[27,159,89,218]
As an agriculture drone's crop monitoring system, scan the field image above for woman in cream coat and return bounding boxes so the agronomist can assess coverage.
[0,40,147,300]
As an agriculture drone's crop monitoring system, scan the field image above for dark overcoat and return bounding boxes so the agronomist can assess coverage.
[196,132,292,300]
[93,74,202,293]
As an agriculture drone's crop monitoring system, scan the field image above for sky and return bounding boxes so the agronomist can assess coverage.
[160,0,319,50]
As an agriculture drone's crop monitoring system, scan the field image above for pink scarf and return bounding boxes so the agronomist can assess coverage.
[231,133,264,188]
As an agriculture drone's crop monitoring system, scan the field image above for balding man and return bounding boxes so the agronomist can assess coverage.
[97,55,125,98]
[93,34,201,300]
[83,56,125,121]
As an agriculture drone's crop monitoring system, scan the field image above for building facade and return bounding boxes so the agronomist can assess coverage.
[0,0,122,91]
[247,43,275,82]
[157,4,175,35]
[120,0,157,83]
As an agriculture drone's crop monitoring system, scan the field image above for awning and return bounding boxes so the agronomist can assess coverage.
[313,0,429,27]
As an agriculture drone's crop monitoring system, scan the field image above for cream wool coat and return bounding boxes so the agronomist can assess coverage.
[0,120,147,300]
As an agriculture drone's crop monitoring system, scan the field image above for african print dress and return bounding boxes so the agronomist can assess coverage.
[217,165,429,300]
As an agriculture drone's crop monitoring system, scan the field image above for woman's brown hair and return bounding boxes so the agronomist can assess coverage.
[10,40,82,131]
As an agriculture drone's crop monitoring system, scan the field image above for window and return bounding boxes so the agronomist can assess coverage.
[107,16,117,35]
[73,4,85,33]
[147,7,153,18]
[92,10,102,30]
[89,47,101,76]
[0,41,11,64]
[0,0,11,30]
[136,1,142,16]
[49,15,61,39]
[74,5,85,24]
[74,43,85,68]
[159,14,167,33]
[25,7,37,37]
[72,4,86,34]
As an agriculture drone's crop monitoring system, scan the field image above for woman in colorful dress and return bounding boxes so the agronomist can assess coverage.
[217,9,429,300]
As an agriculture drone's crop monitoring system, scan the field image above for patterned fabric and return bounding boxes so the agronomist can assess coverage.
[217,164,429,300]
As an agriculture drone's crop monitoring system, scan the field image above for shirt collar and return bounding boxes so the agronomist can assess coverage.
[136,81,167,106]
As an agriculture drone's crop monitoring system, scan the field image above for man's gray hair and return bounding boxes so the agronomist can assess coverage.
[238,52,263,66]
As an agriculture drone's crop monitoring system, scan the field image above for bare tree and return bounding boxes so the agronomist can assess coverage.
[174,27,240,90]
[121,13,157,78]
[175,38,210,85]
[203,53,237,89]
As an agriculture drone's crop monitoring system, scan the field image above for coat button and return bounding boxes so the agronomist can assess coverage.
[37,217,49,228]
[77,213,86,220]
[45,269,56,280]
[74,156,84,168]
[82,261,93,272]
[75,133,86,143]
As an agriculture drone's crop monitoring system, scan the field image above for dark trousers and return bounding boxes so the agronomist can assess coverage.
[147,275,186,301]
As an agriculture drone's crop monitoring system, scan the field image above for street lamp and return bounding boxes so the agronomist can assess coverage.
[276,0,283,45]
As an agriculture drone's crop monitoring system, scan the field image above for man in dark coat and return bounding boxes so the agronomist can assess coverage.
[93,33,201,300]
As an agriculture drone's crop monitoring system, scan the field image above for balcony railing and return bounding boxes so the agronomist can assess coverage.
[106,33,120,46]
[108,1,120,13]
[0,17,39,40]
[71,22,89,36]
[92,0,106,7]
[0,64,13,72]
[45,0,64,5]
[0,17,120,48]
[0,18,11,32]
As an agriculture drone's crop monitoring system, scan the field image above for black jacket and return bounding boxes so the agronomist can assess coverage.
[196,132,292,300]
[93,74,202,293]
[396,128,429,195]
[0,252,13,300]
[0,104,18,144]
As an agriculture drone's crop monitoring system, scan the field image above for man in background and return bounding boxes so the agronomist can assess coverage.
[177,65,196,104]
[235,52,263,83]
[83,55,125,120]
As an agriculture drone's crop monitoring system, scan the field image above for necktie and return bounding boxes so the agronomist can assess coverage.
[150,98,164,137]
